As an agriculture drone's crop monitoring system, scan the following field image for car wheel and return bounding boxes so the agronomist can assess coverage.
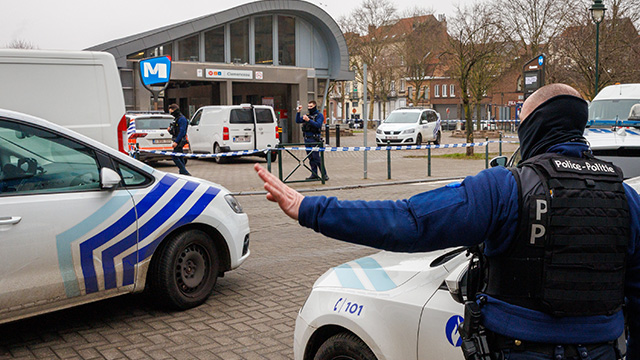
[314,333,377,360]
[149,229,220,310]
[213,143,227,164]
[434,131,441,145]
[415,133,422,146]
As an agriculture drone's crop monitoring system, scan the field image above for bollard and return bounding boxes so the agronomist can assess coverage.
[325,124,330,146]
[499,132,502,156]
[485,137,489,169]
[427,141,431,177]
[386,141,391,180]
[336,124,341,147]
[267,145,272,173]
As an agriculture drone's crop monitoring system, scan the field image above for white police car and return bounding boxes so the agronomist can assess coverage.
[0,108,250,324]
[294,248,468,360]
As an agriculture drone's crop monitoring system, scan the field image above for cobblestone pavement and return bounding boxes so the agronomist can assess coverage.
[0,130,518,359]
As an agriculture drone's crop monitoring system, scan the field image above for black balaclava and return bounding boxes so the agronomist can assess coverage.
[518,95,589,161]
[308,104,318,115]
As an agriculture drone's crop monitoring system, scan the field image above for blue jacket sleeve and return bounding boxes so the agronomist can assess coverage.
[295,112,303,124]
[298,166,519,253]
[623,183,640,359]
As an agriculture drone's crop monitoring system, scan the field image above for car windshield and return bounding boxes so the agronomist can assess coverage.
[589,100,640,121]
[384,112,419,124]
[134,117,173,130]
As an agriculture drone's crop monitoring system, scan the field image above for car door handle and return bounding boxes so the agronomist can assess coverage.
[0,216,21,225]
[244,128,252,131]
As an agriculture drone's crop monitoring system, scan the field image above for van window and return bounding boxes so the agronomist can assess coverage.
[589,100,640,121]
[0,119,101,195]
[190,110,202,126]
[255,109,275,124]
[427,111,437,122]
[230,109,253,124]
[421,112,428,121]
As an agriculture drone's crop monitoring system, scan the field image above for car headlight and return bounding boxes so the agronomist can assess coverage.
[402,128,415,134]
[376,129,382,134]
[224,194,244,213]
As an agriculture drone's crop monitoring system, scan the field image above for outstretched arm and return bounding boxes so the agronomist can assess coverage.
[254,163,304,220]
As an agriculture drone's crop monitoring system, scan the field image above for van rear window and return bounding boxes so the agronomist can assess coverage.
[230,109,253,124]
[256,109,275,123]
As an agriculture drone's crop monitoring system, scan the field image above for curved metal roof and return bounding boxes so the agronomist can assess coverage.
[87,0,353,80]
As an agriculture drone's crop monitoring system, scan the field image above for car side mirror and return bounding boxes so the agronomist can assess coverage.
[420,120,427,125]
[445,261,469,304]
[100,167,121,190]
[489,156,508,168]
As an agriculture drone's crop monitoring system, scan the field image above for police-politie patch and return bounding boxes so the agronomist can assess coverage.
[551,158,617,176]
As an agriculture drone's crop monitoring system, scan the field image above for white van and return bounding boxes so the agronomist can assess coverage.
[589,83,640,126]
[188,104,279,163]
[0,49,127,153]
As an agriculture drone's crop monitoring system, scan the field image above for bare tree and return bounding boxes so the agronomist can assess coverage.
[496,0,579,60]
[5,39,38,49]
[549,0,640,99]
[394,13,447,106]
[447,2,506,155]
[339,0,398,121]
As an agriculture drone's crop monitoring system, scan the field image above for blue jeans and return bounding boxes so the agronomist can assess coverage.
[304,138,326,177]
[499,344,618,360]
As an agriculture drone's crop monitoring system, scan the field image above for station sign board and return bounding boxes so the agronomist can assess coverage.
[522,54,545,100]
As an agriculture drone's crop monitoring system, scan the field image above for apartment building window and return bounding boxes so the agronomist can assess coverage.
[408,86,413,99]
[391,80,395,91]
[425,86,430,99]
[400,79,406,92]
[434,84,439,97]
[442,84,447,97]
[450,84,455,97]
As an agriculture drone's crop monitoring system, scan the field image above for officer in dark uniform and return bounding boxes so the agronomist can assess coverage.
[296,100,328,181]
[255,84,640,360]
[167,104,191,176]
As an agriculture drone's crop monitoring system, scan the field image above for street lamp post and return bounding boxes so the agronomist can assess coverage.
[590,0,606,95]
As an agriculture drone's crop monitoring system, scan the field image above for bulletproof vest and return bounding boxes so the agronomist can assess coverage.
[485,152,629,317]
[302,112,321,134]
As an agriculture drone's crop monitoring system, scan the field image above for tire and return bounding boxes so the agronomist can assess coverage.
[314,333,377,360]
[213,143,227,164]
[148,229,220,310]
[415,133,423,146]
[434,131,441,145]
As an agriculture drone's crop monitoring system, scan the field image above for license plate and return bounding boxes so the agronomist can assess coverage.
[234,136,250,142]
[385,136,398,140]
[152,139,172,144]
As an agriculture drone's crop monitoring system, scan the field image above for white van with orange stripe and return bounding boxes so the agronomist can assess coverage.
[126,112,190,163]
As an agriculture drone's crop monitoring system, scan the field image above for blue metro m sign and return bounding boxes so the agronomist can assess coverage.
[139,56,172,87]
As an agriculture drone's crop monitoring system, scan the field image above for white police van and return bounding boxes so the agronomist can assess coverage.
[295,129,640,360]
[0,108,250,324]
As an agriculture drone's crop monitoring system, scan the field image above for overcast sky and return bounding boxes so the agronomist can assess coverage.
[1,0,467,50]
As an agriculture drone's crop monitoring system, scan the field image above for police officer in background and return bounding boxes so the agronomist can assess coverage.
[296,100,329,181]
[167,103,191,176]
[256,84,639,359]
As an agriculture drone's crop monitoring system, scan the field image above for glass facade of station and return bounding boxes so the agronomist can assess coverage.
[127,15,296,67]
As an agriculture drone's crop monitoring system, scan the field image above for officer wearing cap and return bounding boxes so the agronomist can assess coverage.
[255,84,640,359]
